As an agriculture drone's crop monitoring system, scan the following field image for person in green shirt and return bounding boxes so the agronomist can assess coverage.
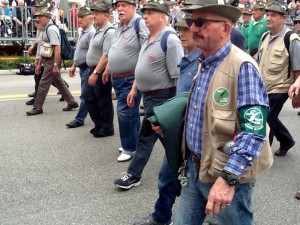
[248,0,269,56]
[241,7,253,51]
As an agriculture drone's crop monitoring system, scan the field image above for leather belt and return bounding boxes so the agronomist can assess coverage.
[143,86,176,97]
[111,72,134,79]
[191,152,201,166]
[77,62,88,69]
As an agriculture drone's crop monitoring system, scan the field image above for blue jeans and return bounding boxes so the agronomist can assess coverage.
[174,157,255,225]
[75,67,89,125]
[151,155,178,223]
[112,76,142,153]
[267,93,294,147]
[127,88,176,178]
[81,69,114,132]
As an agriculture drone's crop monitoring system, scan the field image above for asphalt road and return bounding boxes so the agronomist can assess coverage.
[0,71,299,225]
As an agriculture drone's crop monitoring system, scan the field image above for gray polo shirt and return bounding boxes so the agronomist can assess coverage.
[108,14,149,75]
[135,27,183,92]
[74,25,96,66]
[86,22,115,67]
[42,22,60,46]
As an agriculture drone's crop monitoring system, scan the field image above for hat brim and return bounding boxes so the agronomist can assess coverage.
[182,4,242,23]
[141,5,169,15]
[77,12,93,17]
[33,13,52,18]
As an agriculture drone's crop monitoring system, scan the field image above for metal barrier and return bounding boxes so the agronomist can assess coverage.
[0,5,78,49]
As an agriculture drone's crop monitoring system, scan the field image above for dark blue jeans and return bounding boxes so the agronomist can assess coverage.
[151,155,178,223]
[82,69,114,132]
[174,157,255,225]
[267,93,294,147]
[75,67,89,125]
[111,76,142,153]
[127,88,176,178]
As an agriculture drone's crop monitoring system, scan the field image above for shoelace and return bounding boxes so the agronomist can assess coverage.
[120,172,132,181]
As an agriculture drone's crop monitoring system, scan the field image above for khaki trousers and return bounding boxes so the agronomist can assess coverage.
[34,58,75,110]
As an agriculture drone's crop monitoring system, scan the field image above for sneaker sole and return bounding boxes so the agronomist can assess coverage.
[115,181,141,190]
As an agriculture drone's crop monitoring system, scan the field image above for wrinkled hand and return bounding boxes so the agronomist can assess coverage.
[52,66,59,76]
[151,124,163,137]
[68,66,76,78]
[28,45,34,54]
[102,70,110,84]
[127,90,136,108]
[35,65,41,75]
[292,96,300,108]
[88,73,98,87]
[205,177,235,215]
[288,77,300,108]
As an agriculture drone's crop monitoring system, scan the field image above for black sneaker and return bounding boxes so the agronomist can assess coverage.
[114,173,140,190]
[133,216,172,225]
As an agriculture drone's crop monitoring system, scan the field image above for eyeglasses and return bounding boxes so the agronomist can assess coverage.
[185,18,226,28]
[295,21,300,25]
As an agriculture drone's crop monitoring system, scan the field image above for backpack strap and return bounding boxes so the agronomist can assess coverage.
[284,31,293,79]
[134,17,142,43]
[103,26,116,36]
[160,30,177,54]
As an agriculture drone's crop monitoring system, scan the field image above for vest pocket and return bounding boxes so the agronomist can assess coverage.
[211,109,236,136]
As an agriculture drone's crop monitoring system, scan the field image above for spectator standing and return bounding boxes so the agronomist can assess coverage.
[26,6,79,116]
[104,0,148,162]
[83,2,115,137]
[257,1,300,156]
[114,0,183,189]
[66,6,95,128]
[12,0,32,37]
[170,1,272,225]
[241,7,253,51]
[248,0,269,56]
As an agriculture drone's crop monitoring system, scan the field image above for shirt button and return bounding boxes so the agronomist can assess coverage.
[206,65,209,69]
[241,166,244,169]
[194,105,197,109]
[201,68,205,72]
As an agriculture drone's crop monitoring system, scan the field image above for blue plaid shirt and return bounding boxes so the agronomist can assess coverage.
[186,41,269,177]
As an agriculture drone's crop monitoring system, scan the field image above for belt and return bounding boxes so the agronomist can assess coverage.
[143,86,176,97]
[111,72,134,79]
[191,152,201,166]
[77,62,88,69]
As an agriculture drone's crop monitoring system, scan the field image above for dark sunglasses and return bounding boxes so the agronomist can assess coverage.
[295,21,300,25]
[185,18,226,28]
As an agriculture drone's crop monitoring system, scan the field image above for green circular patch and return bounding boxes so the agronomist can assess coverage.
[213,87,230,106]
[244,108,264,130]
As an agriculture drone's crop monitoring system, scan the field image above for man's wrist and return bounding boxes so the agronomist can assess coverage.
[53,63,58,67]
[219,170,239,186]
[93,70,100,76]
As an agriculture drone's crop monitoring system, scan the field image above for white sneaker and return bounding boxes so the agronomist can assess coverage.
[117,153,133,162]
[118,147,123,152]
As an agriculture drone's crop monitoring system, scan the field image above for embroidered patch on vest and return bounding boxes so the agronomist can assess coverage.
[213,87,230,106]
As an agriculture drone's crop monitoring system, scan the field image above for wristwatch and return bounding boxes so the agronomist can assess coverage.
[219,170,239,186]
[53,63,58,67]
[93,70,100,76]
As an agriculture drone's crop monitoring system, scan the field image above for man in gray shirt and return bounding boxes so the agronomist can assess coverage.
[83,2,115,137]
[104,0,149,162]
[114,0,183,189]
[26,6,79,116]
[66,6,96,128]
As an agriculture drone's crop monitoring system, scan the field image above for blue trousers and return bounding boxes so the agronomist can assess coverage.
[174,157,255,225]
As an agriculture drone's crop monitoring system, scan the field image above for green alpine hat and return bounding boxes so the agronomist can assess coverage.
[265,1,288,15]
[33,6,52,18]
[141,0,169,15]
[90,2,110,13]
[77,5,93,17]
[115,0,136,5]
[242,7,253,15]
[182,0,242,24]
[252,0,266,10]
[174,13,191,29]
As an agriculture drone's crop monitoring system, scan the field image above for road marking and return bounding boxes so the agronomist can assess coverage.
[0,91,81,100]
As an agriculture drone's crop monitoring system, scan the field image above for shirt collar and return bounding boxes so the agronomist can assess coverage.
[198,41,231,67]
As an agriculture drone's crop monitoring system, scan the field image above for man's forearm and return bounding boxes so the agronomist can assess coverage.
[53,45,61,65]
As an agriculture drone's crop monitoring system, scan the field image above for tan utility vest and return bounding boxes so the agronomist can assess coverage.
[258,30,300,93]
[182,45,273,184]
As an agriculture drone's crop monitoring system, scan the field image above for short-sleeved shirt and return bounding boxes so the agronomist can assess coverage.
[135,27,183,92]
[248,17,269,50]
[42,22,60,46]
[86,22,115,67]
[74,25,96,66]
[35,29,43,60]
[108,14,148,75]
